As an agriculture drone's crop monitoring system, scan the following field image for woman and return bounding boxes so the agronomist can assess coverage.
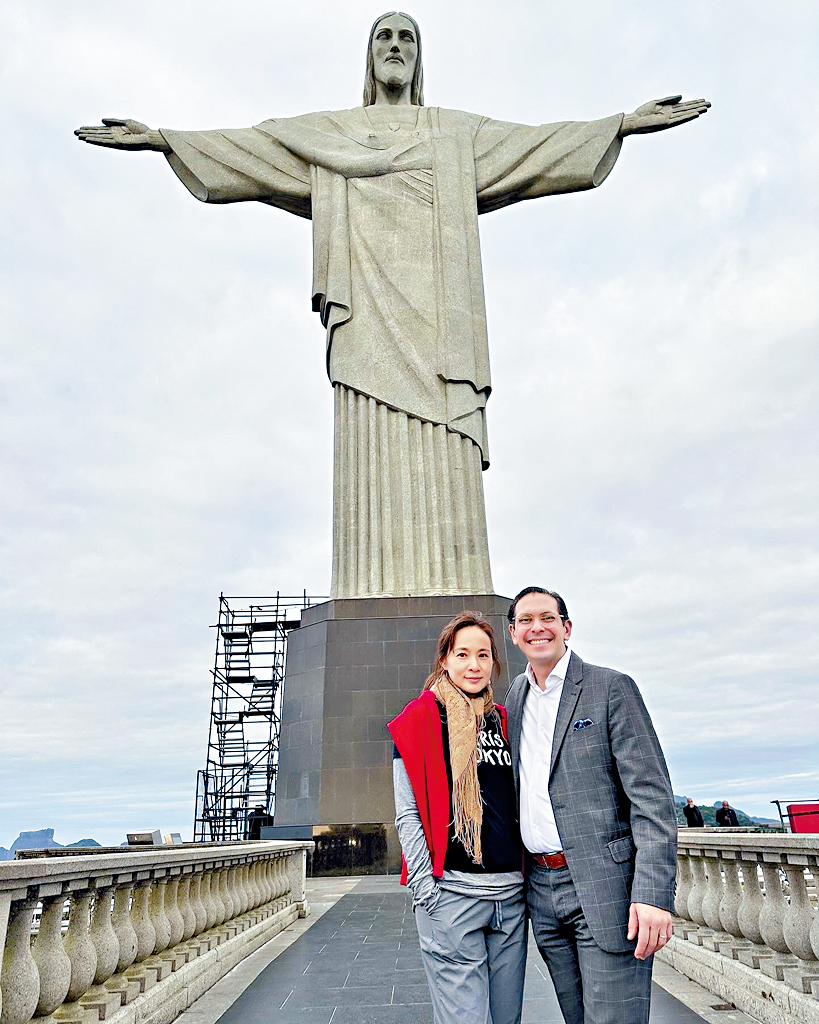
[388,612,526,1024]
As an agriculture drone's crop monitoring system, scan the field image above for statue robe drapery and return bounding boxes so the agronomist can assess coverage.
[161,107,623,598]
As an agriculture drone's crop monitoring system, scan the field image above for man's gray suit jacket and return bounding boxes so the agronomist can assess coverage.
[506,652,677,954]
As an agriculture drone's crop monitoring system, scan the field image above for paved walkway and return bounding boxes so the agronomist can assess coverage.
[178,877,758,1024]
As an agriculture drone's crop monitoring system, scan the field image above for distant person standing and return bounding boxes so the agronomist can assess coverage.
[246,804,274,840]
[715,801,739,827]
[682,798,704,827]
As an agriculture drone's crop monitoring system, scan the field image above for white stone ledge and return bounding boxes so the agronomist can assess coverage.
[659,932,819,1024]
[0,842,313,894]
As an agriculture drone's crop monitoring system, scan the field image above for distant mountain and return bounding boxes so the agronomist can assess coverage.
[1,829,103,858]
[11,828,62,853]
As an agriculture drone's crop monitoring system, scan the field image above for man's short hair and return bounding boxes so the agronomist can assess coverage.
[508,586,569,624]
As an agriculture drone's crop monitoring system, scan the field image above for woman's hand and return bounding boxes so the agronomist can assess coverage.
[412,875,441,912]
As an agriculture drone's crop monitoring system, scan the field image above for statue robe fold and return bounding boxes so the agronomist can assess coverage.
[161,107,623,598]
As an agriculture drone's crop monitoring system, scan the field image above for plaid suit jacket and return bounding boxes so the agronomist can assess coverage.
[506,651,677,953]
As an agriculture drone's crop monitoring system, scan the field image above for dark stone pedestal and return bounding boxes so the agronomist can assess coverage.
[271,594,526,874]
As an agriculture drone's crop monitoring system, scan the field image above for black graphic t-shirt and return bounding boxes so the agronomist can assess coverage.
[439,706,522,873]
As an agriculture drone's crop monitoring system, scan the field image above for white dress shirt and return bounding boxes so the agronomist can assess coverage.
[519,647,572,854]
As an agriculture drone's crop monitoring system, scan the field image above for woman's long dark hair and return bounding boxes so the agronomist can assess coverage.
[423,611,501,690]
[363,11,424,106]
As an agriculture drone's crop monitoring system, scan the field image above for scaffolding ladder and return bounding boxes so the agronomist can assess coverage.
[193,592,324,842]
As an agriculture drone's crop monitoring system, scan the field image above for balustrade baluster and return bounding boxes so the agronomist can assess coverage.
[189,873,208,934]
[0,897,39,1024]
[737,858,765,944]
[249,862,260,909]
[0,893,10,1024]
[148,879,172,954]
[164,878,185,947]
[218,869,233,923]
[266,859,277,903]
[236,864,249,915]
[33,895,71,1016]
[203,871,220,930]
[90,886,119,985]
[283,855,293,899]
[701,854,725,931]
[759,862,790,954]
[811,872,819,960]
[248,861,262,909]
[271,858,281,902]
[719,856,743,937]
[177,877,196,941]
[675,853,693,920]
[782,861,816,961]
[130,882,156,962]
[63,890,97,1003]
[225,866,240,920]
[276,851,286,901]
[687,855,707,926]
[112,884,138,972]
[211,870,227,927]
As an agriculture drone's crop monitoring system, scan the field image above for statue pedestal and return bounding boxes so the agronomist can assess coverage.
[270,594,526,874]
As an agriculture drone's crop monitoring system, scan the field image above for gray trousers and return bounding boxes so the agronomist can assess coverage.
[414,888,527,1024]
[527,863,653,1024]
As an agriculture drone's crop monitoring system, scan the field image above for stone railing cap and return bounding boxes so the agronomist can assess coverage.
[0,840,314,893]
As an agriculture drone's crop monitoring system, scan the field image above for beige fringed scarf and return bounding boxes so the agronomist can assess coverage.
[429,673,495,865]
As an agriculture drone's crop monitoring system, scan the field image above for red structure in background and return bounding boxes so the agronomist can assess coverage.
[771,799,819,833]
[787,803,819,833]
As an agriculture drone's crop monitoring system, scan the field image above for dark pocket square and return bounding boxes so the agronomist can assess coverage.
[572,718,595,731]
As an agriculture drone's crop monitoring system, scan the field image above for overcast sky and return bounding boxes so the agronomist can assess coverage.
[2,0,817,847]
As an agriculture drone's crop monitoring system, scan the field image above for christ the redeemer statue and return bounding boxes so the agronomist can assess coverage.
[76,12,709,600]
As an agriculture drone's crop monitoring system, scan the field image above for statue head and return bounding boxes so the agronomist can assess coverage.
[363,11,424,106]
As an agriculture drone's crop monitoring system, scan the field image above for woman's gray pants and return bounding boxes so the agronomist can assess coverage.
[414,888,527,1024]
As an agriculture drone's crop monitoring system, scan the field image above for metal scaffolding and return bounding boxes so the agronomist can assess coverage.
[193,592,324,842]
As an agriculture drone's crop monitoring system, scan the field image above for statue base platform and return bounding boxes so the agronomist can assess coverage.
[269,594,526,875]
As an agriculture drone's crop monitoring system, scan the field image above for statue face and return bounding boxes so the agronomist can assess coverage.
[371,14,418,93]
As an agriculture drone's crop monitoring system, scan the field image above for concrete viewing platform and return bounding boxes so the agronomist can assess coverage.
[179,876,760,1024]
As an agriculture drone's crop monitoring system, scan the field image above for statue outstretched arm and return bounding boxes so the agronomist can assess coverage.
[620,95,710,136]
[74,118,171,153]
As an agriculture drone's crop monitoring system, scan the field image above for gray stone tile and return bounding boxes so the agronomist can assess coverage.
[289,985,394,1007]
[332,1007,434,1024]
[391,982,437,1004]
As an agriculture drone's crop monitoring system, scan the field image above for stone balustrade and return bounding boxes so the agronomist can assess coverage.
[0,840,312,1024]
[663,831,819,1024]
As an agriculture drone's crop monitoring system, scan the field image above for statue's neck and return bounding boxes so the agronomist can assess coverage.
[365,105,422,129]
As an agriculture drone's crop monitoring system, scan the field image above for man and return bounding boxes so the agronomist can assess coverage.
[75,13,709,602]
[505,586,677,1024]
[246,804,274,840]
[683,798,704,827]
[716,801,739,827]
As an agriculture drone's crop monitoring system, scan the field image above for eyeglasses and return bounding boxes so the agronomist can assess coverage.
[514,613,565,625]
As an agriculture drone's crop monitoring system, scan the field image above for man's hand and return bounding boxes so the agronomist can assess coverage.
[74,118,171,153]
[620,95,710,136]
[627,902,673,960]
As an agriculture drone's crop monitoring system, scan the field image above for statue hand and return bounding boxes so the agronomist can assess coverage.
[74,118,171,152]
[621,95,711,136]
